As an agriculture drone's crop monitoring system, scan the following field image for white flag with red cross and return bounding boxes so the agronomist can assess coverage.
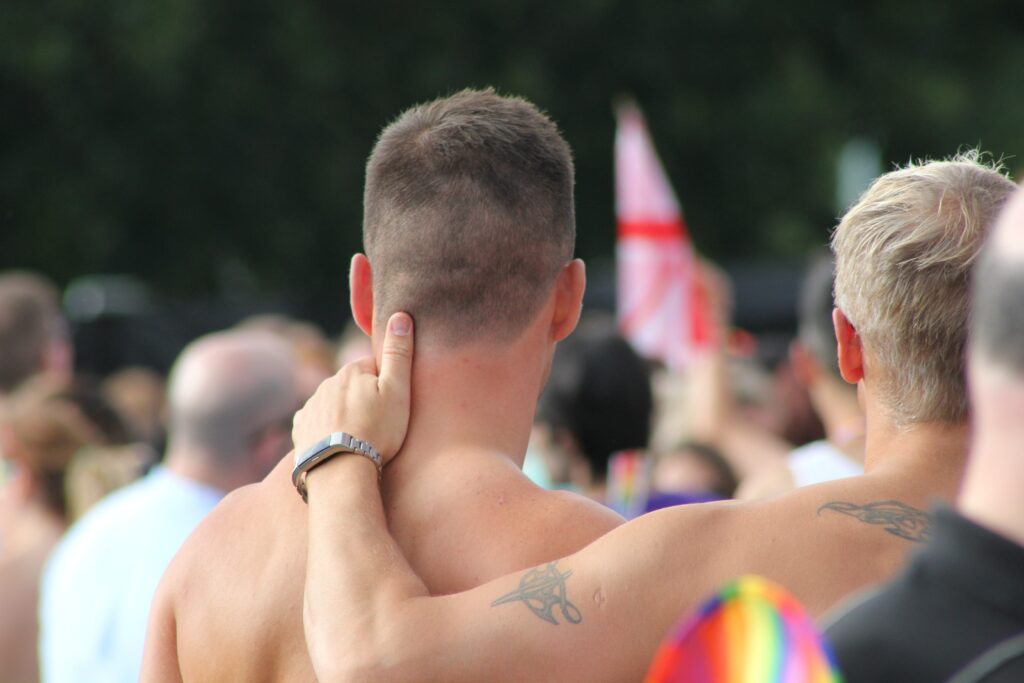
[615,101,713,370]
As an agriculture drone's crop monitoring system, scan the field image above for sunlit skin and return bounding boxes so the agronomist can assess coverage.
[140,257,623,682]
[295,305,970,683]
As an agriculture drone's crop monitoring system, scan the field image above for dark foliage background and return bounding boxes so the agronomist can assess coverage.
[2,0,1023,337]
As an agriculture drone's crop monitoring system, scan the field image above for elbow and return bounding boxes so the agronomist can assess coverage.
[304,607,403,683]
[307,637,385,683]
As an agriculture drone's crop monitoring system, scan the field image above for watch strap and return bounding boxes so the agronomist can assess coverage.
[292,432,382,502]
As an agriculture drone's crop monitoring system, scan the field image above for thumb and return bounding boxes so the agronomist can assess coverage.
[378,312,414,402]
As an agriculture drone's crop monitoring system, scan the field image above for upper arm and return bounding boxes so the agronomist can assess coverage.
[531,491,624,557]
[365,504,729,683]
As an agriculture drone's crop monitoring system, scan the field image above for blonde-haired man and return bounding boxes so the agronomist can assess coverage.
[826,178,1024,682]
[833,151,1010,426]
[293,155,1015,683]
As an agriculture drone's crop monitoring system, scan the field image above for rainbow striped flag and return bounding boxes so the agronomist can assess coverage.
[645,575,843,683]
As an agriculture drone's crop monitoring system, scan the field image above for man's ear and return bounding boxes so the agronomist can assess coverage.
[349,254,374,336]
[551,259,586,342]
[833,308,864,385]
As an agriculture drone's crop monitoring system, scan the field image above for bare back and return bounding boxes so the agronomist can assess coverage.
[142,452,622,681]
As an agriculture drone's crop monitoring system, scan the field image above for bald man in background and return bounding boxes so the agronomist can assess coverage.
[39,330,298,683]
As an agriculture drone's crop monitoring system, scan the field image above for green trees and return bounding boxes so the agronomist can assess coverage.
[2,0,1021,307]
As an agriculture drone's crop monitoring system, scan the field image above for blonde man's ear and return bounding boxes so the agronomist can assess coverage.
[833,308,864,385]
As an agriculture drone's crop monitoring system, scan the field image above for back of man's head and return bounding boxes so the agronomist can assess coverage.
[971,183,1024,387]
[831,152,1015,425]
[166,330,297,464]
[0,271,63,394]
[363,88,575,345]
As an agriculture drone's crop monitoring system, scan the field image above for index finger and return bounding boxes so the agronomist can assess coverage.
[378,312,414,402]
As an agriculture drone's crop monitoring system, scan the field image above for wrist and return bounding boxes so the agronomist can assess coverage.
[305,454,380,498]
[292,431,382,502]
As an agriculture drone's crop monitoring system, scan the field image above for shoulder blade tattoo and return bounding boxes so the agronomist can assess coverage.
[817,500,932,542]
[491,561,582,625]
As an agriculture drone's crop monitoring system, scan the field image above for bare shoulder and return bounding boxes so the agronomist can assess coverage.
[532,485,624,528]
[141,481,276,682]
[159,481,258,594]
[152,470,311,681]
[402,464,625,594]
[148,480,266,626]
[775,473,937,544]
[724,475,930,613]
[503,478,625,554]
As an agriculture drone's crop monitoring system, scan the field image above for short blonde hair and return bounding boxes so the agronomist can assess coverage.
[831,152,1015,425]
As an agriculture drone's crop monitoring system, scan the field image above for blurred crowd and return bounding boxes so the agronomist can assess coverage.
[0,273,372,682]
[0,249,864,681]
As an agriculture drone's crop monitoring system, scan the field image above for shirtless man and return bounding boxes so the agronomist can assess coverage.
[140,89,621,681]
[825,183,1024,681]
[296,154,1015,682]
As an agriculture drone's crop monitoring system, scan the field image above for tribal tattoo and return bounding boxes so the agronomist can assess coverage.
[491,561,582,625]
[817,500,932,542]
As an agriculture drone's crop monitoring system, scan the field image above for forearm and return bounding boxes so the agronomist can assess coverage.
[303,456,430,682]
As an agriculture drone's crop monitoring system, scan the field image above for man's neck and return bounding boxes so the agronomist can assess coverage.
[860,396,969,492]
[163,449,235,495]
[384,340,546,487]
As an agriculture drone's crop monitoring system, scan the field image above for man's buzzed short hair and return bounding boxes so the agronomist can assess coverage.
[363,88,575,343]
[0,271,62,393]
[831,151,1015,425]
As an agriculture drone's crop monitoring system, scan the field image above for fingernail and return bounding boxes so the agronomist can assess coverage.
[391,313,412,336]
